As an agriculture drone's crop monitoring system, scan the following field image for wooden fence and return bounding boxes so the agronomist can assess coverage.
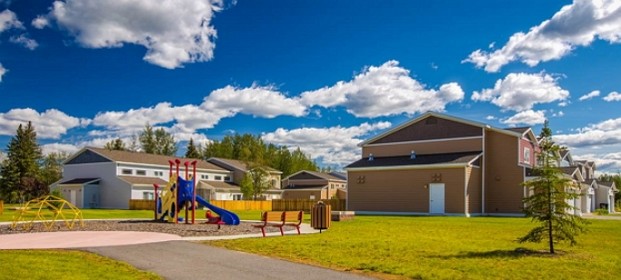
[129,199,155,210]
[272,199,346,212]
[208,200,272,211]
[128,199,345,211]
[0,200,3,215]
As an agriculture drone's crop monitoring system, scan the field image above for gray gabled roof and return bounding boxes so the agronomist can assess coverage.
[284,170,346,182]
[59,178,101,185]
[65,147,227,172]
[207,157,282,174]
[118,176,168,186]
[346,151,482,169]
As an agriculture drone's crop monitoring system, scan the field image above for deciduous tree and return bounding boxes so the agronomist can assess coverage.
[139,123,178,156]
[104,138,126,151]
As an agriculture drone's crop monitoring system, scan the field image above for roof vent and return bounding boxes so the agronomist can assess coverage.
[368,153,374,161]
[410,150,416,159]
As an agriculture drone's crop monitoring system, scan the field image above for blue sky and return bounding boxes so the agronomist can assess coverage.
[1,0,620,172]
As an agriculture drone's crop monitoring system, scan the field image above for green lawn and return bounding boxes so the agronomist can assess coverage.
[0,250,160,280]
[4,208,619,279]
[0,207,155,222]
[207,216,621,279]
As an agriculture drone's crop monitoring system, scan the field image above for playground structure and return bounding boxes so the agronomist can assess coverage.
[154,159,240,226]
[11,195,84,231]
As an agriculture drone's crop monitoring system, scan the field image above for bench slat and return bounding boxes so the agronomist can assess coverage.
[252,211,303,237]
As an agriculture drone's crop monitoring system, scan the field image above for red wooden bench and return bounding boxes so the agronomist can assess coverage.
[252,211,303,237]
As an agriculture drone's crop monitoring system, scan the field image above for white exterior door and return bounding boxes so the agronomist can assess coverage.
[69,189,77,206]
[429,183,445,214]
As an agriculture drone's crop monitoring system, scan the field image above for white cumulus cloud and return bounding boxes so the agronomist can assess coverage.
[9,34,38,50]
[554,116,621,148]
[0,64,6,82]
[92,84,306,138]
[299,60,464,118]
[501,110,547,126]
[202,85,306,118]
[579,90,600,101]
[31,16,49,29]
[0,108,90,139]
[41,143,81,156]
[603,91,621,102]
[262,122,392,166]
[43,0,224,69]
[0,9,22,32]
[472,72,569,111]
[464,0,621,72]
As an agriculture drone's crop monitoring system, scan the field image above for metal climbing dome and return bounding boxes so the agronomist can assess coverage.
[11,195,84,231]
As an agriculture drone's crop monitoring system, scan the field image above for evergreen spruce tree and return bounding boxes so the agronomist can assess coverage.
[0,122,43,202]
[519,121,588,254]
[185,138,202,159]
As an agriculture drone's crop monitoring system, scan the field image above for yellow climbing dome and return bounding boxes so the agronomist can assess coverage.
[11,195,84,231]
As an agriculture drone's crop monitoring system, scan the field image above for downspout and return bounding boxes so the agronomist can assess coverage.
[345,169,349,211]
[464,166,469,217]
[482,127,486,215]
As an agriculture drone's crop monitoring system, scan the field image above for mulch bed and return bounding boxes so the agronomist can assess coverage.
[0,220,280,237]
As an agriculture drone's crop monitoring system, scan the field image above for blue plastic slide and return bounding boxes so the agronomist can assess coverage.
[195,195,240,225]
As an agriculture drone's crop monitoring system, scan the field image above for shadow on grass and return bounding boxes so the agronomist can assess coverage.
[433,248,563,259]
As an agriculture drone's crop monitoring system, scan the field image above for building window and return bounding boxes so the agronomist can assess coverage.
[201,174,209,180]
[122,169,132,175]
[233,194,242,200]
[154,171,163,176]
[143,192,154,200]
[136,170,146,176]
[224,176,231,182]
[215,176,222,181]
[524,147,531,164]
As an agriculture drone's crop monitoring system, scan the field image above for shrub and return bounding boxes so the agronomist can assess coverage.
[594,208,609,215]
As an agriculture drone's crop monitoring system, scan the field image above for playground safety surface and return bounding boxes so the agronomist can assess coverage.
[0,222,319,249]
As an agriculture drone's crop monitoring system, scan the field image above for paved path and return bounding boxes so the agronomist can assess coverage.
[85,240,373,280]
[1,223,374,279]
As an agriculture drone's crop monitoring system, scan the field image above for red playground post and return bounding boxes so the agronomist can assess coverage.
[183,161,190,224]
[191,160,197,224]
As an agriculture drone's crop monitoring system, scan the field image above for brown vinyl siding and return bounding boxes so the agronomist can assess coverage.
[484,130,525,213]
[370,116,483,144]
[465,166,482,213]
[348,168,466,213]
[362,137,482,157]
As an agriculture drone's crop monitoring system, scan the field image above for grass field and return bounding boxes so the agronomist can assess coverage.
[0,250,160,280]
[2,208,620,279]
[208,216,621,279]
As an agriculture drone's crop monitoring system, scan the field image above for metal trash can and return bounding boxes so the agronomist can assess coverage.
[311,201,331,233]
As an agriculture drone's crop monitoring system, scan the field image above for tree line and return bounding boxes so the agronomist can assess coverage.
[0,122,67,203]
[105,125,319,178]
[0,121,318,203]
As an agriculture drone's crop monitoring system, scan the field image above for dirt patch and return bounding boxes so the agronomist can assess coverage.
[0,220,280,237]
